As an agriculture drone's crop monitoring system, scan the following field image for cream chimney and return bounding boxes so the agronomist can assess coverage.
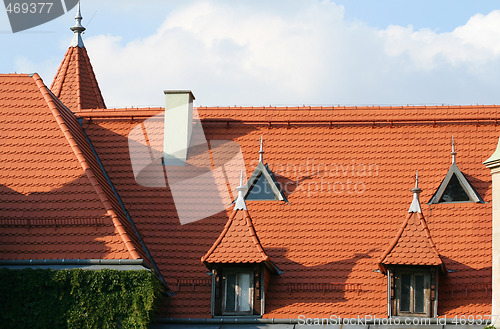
[163,90,195,165]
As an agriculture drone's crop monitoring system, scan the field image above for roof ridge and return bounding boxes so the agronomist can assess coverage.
[417,212,441,258]
[82,47,106,109]
[197,104,499,111]
[378,212,412,268]
[242,210,269,261]
[0,73,32,77]
[50,48,72,98]
[32,73,141,260]
[75,46,82,111]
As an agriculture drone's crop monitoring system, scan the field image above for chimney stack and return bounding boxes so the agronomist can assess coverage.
[484,137,500,323]
[163,90,195,165]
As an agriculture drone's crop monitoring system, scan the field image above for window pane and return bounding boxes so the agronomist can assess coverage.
[224,273,237,312]
[246,174,278,200]
[440,174,470,202]
[400,274,411,312]
[414,274,425,313]
[237,273,252,312]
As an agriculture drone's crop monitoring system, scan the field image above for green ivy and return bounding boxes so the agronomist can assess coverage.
[0,268,162,329]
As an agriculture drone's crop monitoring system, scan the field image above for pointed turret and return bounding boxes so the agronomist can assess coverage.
[51,1,106,111]
[451,136,457,164]
[258,134,264,163]
[379,173,445,273]
[70,1,85,48]
[408,170,422,213]
[234,171,248,210]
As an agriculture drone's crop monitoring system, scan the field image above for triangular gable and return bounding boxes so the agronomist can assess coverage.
[428,163,483,204]
[245,162,288,203]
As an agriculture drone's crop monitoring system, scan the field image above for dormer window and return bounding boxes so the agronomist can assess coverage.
[223,269,253,314]
[245,136,288,203]
[428,138,484,204]
[379,173,445,318]
[439,173,470,202]
[388,266,438,317]
[210,265,269,316]
[201,172,281,317]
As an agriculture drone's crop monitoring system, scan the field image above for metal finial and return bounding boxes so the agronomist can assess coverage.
[234,171,247,210]
[258,135,264,163]
[451,136,457,164]
[409,170,422,213]
[411,170,422,194]
[70,1,85,47]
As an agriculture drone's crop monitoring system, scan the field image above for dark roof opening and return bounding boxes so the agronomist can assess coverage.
[246,173,280,201]
[439,174,471,203]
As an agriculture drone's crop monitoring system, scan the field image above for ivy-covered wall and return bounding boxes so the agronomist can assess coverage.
[0,268,162,329]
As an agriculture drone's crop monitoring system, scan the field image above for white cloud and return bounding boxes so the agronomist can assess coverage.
[26,1,500,107]
[381,10,500,69]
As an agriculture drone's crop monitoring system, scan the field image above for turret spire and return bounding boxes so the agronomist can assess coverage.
[259,135,264,163]
[234,171,248,210]
[451,136,457,164]
[70,1,85,48]
[409,170,422,213]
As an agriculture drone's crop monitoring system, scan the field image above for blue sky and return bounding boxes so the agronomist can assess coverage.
[1,0,500,107]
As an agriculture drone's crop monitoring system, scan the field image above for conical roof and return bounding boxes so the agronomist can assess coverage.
[50,3,106,111]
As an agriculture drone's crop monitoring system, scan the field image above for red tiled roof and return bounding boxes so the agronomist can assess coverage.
[0,74,145,262]
[379,211,444,270]
[79,105,495,318]
[51,46,106,111]
[201,208,270,265]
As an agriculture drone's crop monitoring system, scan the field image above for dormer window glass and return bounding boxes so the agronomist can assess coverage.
[244,136,288,203]
[223,270,253,315]
[439,174,470,202]
[428,138,483,204]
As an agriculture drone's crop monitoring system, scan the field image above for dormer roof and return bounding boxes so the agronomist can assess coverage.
[202,174,280,273]
[379,173,445,273]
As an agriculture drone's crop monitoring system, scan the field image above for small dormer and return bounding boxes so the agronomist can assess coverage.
[380,172,445,318]
[428,137,483,204]
[245,136,288,203]
[201,172,281,316]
